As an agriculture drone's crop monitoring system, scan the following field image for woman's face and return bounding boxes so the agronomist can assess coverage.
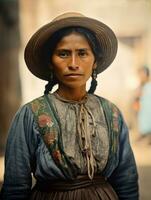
[51,32,96,90]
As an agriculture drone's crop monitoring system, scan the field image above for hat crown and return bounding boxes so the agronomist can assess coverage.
[52,12,85,22]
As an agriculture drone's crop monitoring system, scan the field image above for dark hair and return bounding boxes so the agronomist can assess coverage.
[141,66,150,77]
[44,26,102,94]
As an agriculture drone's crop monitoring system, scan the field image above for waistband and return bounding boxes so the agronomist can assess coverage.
[34,175,108,192]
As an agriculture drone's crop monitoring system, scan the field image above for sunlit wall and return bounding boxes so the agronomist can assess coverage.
[19,0,151,124]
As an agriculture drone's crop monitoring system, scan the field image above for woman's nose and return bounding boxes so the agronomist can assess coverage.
[68,54,79,70]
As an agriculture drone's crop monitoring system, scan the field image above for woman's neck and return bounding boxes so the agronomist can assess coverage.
[56,86,87,101]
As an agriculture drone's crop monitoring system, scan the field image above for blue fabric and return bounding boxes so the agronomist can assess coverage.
[138,82,151,134]
[0,96,139,200]
[108,117,139,200]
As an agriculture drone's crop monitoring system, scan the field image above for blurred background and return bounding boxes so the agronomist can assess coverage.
[0,0,151,199]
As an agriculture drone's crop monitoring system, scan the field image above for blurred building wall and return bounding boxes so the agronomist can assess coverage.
[19,0,151,124]
[0,0,21,153]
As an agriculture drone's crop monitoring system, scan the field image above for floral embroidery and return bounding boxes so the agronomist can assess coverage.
[112,107,119,132]
[38,114,53,128]
[52,150,62,162]
[106,101,120,133]
[101,98,120,154]
[43,132,56,145]
[31,102,40,113]
[29,95,77,179]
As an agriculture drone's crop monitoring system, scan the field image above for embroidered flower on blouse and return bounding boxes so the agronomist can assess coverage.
[31,102,40,113]
[113,107,118,118]
[43,132,56,145]
[112,107,119,132]
[113,120,119,132]
[38,114,53,128]
[52,150,62,162]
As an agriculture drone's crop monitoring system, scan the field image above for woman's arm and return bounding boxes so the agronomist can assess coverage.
[109,116,139,200]
[0,105,38,200]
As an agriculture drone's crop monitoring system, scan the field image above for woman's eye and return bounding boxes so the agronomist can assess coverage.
[78,51,88,57]
[57,51,69,58]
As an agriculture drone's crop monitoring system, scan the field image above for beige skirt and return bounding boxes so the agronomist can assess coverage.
[30,175,118,200]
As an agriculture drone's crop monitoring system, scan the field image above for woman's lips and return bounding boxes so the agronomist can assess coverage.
[64,73,83,78]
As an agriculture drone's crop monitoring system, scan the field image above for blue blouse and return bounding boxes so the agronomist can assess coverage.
[0,94,139,200]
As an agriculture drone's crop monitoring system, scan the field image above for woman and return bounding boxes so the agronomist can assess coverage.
[0,12,139,200]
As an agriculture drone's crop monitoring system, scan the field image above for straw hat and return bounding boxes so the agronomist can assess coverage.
[24,12,118,81]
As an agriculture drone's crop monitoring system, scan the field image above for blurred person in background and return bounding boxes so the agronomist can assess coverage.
[0,12,139,200]
[134,66,151,143]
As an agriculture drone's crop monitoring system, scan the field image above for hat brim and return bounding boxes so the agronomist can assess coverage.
[24,16,118,81]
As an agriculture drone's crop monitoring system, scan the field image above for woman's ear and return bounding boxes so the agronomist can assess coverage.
[93,62,97,69]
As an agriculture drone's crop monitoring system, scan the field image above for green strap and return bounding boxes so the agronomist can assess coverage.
[29,95,78,179]
[98,96,121,175]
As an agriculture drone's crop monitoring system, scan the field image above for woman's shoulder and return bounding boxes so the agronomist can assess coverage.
[27,95,45,105]
[93,94,121,113]
[13,95,45,119]
[25,95,46,111]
